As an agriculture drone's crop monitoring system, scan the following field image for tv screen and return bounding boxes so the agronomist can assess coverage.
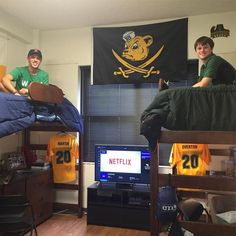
[95,144,150,185]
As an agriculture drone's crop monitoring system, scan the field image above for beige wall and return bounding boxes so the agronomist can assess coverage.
[0,10,33,43]
[188,12,236,57]
[0,10,235,207]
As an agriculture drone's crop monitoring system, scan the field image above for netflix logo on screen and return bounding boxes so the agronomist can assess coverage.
[109,158,131,165]
[100,150,141,174]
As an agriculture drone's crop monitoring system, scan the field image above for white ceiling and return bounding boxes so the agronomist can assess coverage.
[0,0,235,30]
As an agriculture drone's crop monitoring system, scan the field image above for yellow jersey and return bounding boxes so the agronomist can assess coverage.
[47,133,79,183]
[169,143,211,176]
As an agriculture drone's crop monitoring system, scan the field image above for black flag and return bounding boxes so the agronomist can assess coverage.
[93,18,188,85]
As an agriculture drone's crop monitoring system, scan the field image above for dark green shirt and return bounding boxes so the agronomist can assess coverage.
[10,66,49,90]
[199,54,236,85]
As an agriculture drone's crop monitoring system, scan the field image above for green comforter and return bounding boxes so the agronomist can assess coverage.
[140,85,236,148]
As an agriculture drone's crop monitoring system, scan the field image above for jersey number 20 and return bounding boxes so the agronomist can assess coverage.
[182,154,199,169]
[56,150,71,164]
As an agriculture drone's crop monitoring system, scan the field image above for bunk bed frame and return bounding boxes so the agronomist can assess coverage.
[23,122,83,217]
[0,82,83,217]
[150,130,236,236]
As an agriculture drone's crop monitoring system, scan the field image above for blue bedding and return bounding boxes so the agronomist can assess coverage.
[0,92,83,138]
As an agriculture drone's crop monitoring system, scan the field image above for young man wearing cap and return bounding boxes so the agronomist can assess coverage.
[0,49,48,95]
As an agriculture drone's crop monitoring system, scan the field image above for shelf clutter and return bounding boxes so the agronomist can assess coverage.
[150,131,236,236]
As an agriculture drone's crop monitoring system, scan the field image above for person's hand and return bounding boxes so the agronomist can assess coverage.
[18,88,29,95]
[14,92,21,96]
[12,90,21,96]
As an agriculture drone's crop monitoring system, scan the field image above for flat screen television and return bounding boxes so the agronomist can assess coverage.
[95,144,150,187]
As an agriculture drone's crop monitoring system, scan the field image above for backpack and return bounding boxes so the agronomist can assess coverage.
[157,184,179,223]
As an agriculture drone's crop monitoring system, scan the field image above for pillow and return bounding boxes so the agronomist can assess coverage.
[216,210,236,224]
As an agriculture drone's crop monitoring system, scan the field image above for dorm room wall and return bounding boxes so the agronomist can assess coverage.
[0,9,235,208]
[0,12,36,157]
[40,11,235,207]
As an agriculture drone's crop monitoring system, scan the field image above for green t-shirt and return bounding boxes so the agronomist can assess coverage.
[199,54,236,85]
[10,66,49,90]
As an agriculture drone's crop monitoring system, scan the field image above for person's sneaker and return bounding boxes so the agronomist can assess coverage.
[29,82,64,104]
[159,79,169,92]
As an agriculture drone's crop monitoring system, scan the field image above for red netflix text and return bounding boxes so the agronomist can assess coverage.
[109,158,131,165]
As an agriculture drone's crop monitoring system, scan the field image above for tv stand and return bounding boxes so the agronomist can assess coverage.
[116,182,133,190]
[87,182,150,230]
[96,182,134,190]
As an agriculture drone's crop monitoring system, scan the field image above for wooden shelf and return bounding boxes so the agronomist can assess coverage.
[180,221,236,236]
[23,123,83,218]
[54,183,79,190]
[159,131,236,144]
[26,122,73,132]
[150,130,236,236]
[158,174,236,192]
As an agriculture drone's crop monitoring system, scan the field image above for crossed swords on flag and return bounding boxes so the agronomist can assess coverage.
[112,45,164,78]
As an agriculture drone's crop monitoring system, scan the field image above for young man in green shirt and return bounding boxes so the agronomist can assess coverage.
[0,49,48,95]
[192,36,236,87]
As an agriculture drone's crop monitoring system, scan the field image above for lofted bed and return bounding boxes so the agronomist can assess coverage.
[0,88,84,219]
[140,85,236,236]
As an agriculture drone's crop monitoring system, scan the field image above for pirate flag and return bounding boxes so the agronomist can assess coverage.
[92,18,188,85]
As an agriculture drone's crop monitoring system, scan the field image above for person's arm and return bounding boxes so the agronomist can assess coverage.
[192,77,212,87]
[2,74,20,95]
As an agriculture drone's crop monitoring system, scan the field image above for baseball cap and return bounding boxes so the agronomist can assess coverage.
[27,49,42,59]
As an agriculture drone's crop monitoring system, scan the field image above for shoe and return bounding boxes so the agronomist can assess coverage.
[29,82,64,104]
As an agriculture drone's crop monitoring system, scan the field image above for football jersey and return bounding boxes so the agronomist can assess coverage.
[47,133,79,183]
[169,143,211,176]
